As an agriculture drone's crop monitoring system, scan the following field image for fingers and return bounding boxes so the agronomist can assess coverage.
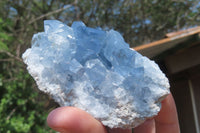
[47,106,107,133]
[47,94,180,133]
[107,128,132,133]
[134,93,180,133]
[155,93,180,133]
[134,119,156,133]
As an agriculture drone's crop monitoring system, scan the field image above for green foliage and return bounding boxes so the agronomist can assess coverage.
[0,18,11,51]
[0,64,55,133]
[0,3,56,132]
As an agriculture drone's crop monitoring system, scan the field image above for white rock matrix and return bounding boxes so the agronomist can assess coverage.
[22,20,170,128]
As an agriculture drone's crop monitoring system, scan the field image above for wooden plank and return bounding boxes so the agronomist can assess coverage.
[133,36,190,58]
[165,26,200,38]
[133,28,200,58]
[170,77,196,133]
[191,74,200,130]
[165,45,200,74]
[189,80,200,133]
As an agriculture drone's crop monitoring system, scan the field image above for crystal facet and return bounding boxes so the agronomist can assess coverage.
[22,20,170,128]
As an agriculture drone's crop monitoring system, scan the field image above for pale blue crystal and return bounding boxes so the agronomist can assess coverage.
[22,20,170,128]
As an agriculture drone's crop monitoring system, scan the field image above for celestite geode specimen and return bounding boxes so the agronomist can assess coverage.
[22,20,170,128]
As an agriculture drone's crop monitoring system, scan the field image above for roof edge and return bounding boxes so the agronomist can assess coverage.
[133,26,200,52]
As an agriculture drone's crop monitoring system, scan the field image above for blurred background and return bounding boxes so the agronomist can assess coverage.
[0,0,200,132]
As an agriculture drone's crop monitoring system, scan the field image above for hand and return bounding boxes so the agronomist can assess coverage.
[47,94,180,133]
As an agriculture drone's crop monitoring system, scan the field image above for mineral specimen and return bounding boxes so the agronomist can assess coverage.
[22,20,170,128]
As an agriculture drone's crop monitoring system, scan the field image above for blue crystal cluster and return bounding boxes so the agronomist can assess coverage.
[22,20,170,128]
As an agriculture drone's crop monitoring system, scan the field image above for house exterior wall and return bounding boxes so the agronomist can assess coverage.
[164,44,200,133]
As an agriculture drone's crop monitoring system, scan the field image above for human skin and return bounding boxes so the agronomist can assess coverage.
[47,94,180,133]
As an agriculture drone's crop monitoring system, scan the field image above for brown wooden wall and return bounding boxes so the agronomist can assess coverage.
[162,42,200,133]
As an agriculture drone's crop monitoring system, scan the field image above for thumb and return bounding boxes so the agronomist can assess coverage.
[47,107,107,133]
